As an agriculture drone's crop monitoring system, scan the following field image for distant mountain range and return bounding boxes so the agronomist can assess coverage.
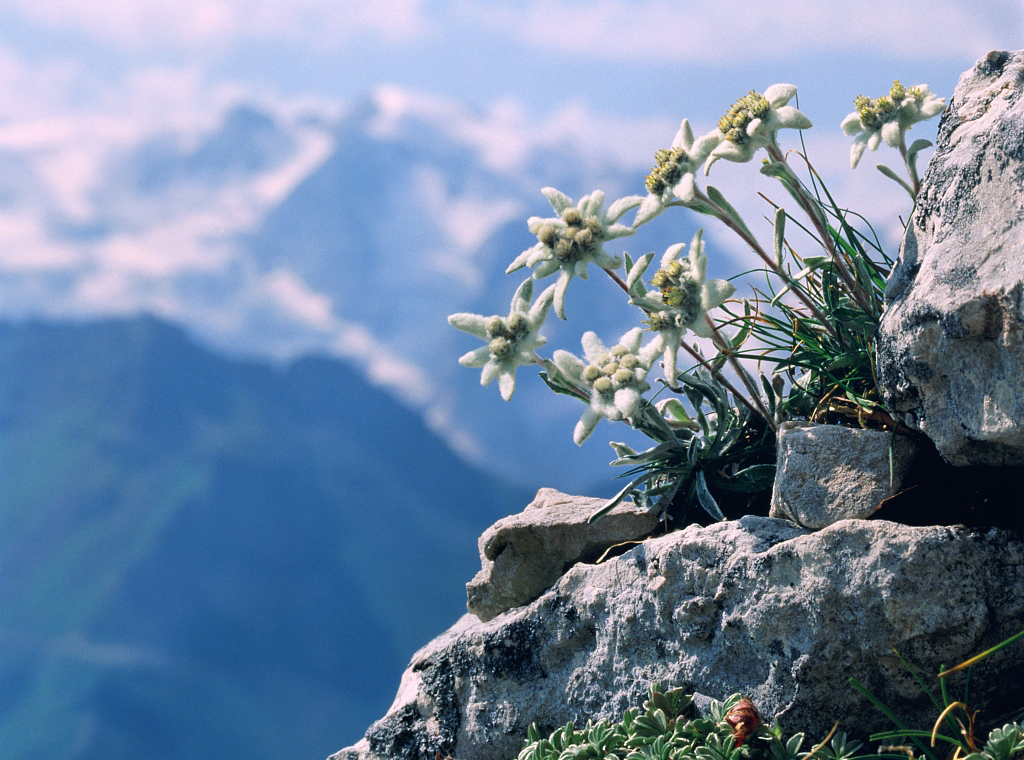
[0,316,533,760]
[0,89,700,492]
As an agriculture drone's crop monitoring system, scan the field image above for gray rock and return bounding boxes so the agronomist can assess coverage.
[769,422,917,529]
[330,517,1024,760]
[877,49,1024,465]
[466,488,658,622]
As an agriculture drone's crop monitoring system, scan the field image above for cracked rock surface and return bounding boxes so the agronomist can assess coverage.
[466,488,658,622]
[331,517,1024,760]
[877,49,1024,465]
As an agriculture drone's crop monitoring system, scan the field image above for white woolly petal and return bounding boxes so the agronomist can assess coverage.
[671,173,696,204]
[764,83,797,107]
[511,278,534,311]
[580,190,605,217]
[615,387,643,419]
[881,120,903,148]
[662,333,681,388]
[689,229,706,280]
[841,112,863,136]
[480,360,501,386]
[920,97,945,119]
[528,283,557,324]
[604,223,635,239]
[580,331,606,362]
[573,409,602,445]
[553,269,572,319]
[591,249,622,270]
[708,139,752,164]
[553,349,586,382]
[867,131,882,151]
[671,119,694,150]
[772,106,812,131]
[506,247,534,274]
[626,252,655,290]
[620,327,643,354]
[448,312,489,338]
[633,194,664,227]
[638,333,664,369]
[690,315,714,338]
[691,130,722,163]
[533,258,561,278]
[661,242,686,269]
[458,346,491,367]
[541,187,573,213]
[850,138,869,169]
[605,194,643,222]
[702,278,736,311]
[497,370,516,400]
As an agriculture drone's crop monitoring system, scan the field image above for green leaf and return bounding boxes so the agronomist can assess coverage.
[715,463,776,492]
[538,371,584,399]
[773,207,787,269]
[876,163,916,200]
[706,185,753,238]
[695,469,726,521]
[907,138,932,166]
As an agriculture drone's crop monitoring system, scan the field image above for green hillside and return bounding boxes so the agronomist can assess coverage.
[0,316,533,760]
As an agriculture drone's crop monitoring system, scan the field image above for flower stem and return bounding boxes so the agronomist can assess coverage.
[692,187,839,340]
[765,144,872,313]
[703,315,776,431]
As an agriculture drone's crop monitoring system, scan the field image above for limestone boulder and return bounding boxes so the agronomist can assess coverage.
[331,517,1024,760]
[769,422,917,529]
[466,487,658,622]
[877,49,1024,465]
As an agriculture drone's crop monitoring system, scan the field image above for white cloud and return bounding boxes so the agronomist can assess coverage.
[2,0,430,51]
[461,0,1019,63]
[369,84,675,175]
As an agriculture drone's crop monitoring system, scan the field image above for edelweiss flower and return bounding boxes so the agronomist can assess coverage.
[635,119,721,226]
[506,188,641,319]
[448,279,555,401]
[704,85,812,173]
[628,230,735,387]
[841,80,945,168]
[553,327,662,445]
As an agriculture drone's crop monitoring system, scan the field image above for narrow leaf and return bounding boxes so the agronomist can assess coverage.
[695,469,726,521]
[876,164,916,200]
[773,207,787,269]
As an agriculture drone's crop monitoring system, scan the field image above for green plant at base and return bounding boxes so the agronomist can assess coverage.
[518,682,1024,760]
[449,79,946,529]
[851,627,1024,760]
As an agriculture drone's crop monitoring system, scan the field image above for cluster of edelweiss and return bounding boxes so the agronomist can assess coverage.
[449,81,944,449]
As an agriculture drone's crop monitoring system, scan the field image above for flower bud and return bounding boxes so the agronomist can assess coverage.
[613,369,633,385]
[574,228,593,246]
[489,337,511,357]
[506,313,526,334]
[561,208,582,225]
[620,355,639,369]
[593,377,613,393]
[485,316,505,337]
[537,224,557,246]
[603,361,620,375]
[584,365,603,382]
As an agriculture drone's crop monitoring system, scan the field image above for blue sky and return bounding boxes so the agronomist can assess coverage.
[0,1,1020,485]
[0,0,1019,138]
